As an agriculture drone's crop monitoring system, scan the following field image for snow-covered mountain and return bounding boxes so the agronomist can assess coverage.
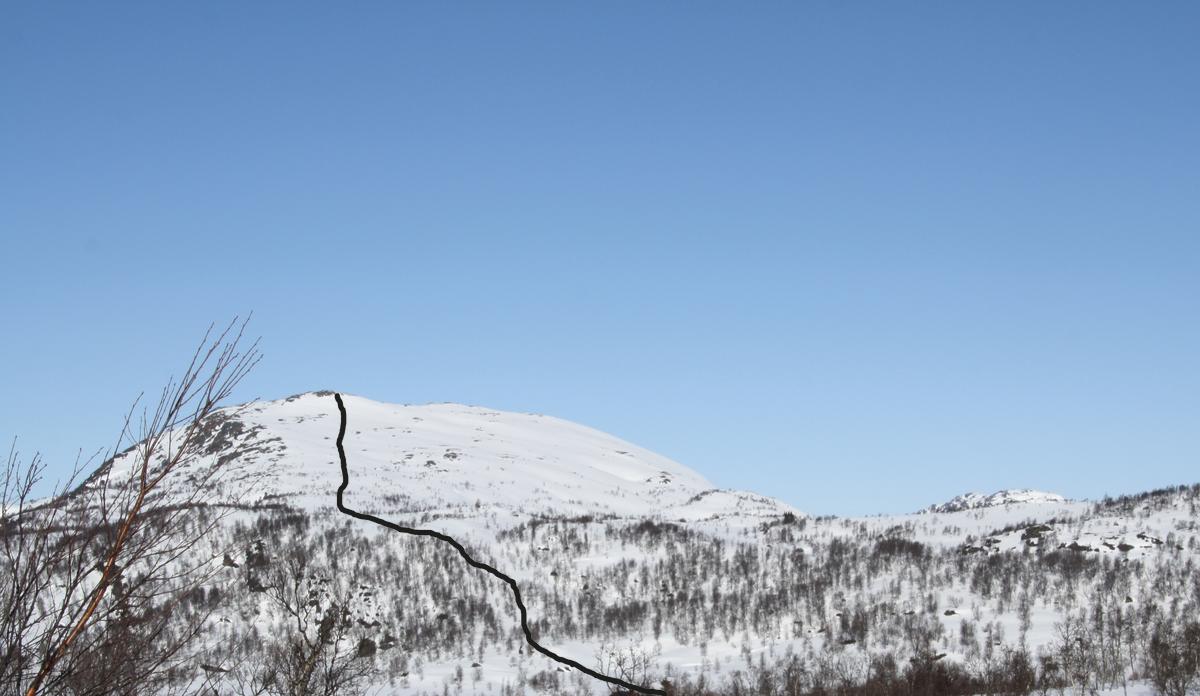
[118,390,800,522]
[64,392,1200,696]
[924,488,1068,514]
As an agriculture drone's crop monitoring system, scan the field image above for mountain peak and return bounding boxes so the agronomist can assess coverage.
[119,392,800,521]
[924,488,1067,514]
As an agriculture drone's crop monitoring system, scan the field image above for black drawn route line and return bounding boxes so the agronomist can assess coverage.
[333,393,667,696]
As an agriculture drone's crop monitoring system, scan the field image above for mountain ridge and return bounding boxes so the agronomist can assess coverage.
[923,488,1068,514]
[106,390,803,524]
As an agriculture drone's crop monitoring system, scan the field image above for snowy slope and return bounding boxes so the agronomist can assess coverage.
[112,390,800,523]
[923,488,1067,514]
[73,391,1200,696]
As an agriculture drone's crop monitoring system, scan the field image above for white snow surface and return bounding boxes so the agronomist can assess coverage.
[138,391,800,522]
[84,391,1198,696]
[924,488,1068,514]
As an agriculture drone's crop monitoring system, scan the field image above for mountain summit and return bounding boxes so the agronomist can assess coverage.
[121,391,800,522]
[924,488,1067,514]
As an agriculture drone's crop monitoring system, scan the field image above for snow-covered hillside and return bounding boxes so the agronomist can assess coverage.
[923,489,1068,514]
[67,392,1200,696]
[119,391,798,522]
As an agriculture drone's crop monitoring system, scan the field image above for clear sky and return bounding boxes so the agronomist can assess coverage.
[2,3,1197,515]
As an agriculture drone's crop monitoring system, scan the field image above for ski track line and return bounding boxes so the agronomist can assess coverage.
[332,393,666,696]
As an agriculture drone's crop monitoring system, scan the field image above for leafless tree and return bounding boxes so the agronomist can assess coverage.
[594,641,662,694]
[224,557,373,696]
[1145,620,1200,696]
[1,319,261,696]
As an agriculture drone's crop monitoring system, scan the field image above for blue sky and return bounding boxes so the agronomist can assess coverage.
[2,3,1197,515]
